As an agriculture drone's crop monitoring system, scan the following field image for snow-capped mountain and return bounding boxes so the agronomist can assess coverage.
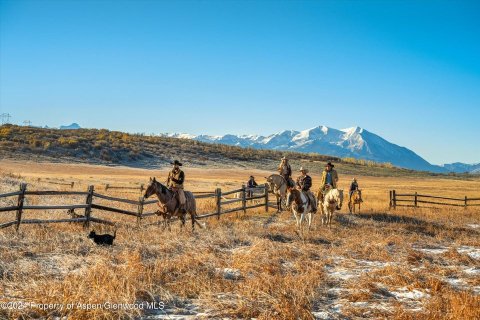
[163,126,478,173]
[440,162,480,174]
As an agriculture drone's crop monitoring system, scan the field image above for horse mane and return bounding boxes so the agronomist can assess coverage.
[153,180,168,195]
[325,188,342,202]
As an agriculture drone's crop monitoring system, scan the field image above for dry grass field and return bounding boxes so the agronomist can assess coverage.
[0,160,479,319]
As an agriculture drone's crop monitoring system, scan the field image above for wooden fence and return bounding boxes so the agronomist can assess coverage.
[389,190,480,209]
[0,183,271,231]
[105,183,144,193]
[38,179,75,188]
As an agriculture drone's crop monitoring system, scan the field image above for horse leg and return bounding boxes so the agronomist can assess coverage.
[294,211,299,227]
[190,211,195,231]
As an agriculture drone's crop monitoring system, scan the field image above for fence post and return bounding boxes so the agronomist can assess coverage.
[389,190,392,209]
[414,192,418,208]
[84,185,94,228]
[216,188,222,220]
[15,183,27,232]
[71,182,75,188]
[105,184,109,191]
[392,190,396,209]
[140,184,144,194]
[137,196,144,226]
[242,184,247,215]
[264,183,269,212]
[465,196,468,209]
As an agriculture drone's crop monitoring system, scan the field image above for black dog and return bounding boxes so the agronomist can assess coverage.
[88,230,116,245]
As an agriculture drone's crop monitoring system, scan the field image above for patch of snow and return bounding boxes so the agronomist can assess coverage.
[466,224,480,229]
[444,277,467,288]
[215,267,242,280]
[390,287,430,300]
[457,246,480,260]
[413,245,449,255]
[312,311,331,319]
[463,267,480,275]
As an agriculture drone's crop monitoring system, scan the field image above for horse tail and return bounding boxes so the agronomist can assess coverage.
[186,191,205,229]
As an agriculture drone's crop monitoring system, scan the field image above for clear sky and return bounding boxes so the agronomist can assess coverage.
[1,0,479,164]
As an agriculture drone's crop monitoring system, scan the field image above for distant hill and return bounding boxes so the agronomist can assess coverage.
[59,123,81,130]
[0,124,464,178]
[440,162,480,174]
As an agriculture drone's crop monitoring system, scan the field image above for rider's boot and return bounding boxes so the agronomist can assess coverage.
[179,203,187,214]
[310,194,317,213]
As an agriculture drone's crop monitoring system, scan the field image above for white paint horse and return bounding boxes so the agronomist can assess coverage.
[266,174,288,212]
[320,188,344,228]
[286,188,316,232]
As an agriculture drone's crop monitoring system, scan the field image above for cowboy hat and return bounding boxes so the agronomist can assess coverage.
[281,156,288,161]
[326,162,334,167]
[299,166,309,173]
[170,160,182,166]
[249,175,254,179]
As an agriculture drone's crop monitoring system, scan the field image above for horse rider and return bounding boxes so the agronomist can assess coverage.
[296,167,317,213]
[317,161,339,202]
[166,160,186,214]
[278,156,294,187]
[349,178,362,202]
[247,175,258,198]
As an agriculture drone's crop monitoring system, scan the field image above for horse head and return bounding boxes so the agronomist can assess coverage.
[144,177,158,199]
[144,177,169,200]
[336,189,344,210]
[265,175,276,193]
[286,187,300,208]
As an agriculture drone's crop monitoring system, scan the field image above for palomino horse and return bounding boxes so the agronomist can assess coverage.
[266,174,288,212]
[320,188,344,228]
[143,177,203,231]
[348,190,362,214]
[286,188,316,232]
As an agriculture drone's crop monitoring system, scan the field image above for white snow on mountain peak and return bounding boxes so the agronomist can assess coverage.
[158,125,478,173]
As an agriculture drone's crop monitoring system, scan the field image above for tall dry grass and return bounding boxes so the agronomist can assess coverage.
[0,165,479,319]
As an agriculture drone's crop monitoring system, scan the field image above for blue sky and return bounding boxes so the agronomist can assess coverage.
[0,0,479,164]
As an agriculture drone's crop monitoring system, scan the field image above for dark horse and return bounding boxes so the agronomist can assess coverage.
[143,177,202,230]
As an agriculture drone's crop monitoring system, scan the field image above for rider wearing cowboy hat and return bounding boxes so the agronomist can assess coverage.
[247,175,258,198]
[317,161,339,202]
[296,167,317,213]
[167,160,186,214]
[349,178,362,202]
[277,156,294,187]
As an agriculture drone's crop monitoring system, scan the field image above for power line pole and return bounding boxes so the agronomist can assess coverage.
[23,120,32,126]
[0,113,11,125]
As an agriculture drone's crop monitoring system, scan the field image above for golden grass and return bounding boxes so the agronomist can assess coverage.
[0,160,479,319]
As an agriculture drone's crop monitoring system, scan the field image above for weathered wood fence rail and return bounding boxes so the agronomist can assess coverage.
[105,183,144,193]
[40,180,75,188]
[389,190,480,209]
[0,183,271,231]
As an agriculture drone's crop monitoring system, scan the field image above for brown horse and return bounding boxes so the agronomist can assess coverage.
[144,177,203,230]
[348,190,362,214]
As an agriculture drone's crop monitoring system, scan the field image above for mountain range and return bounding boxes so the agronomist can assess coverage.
[163,126,479,174]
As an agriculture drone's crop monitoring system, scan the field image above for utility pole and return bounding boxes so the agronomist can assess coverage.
[0,113,11,125]
[23,120,32,126]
